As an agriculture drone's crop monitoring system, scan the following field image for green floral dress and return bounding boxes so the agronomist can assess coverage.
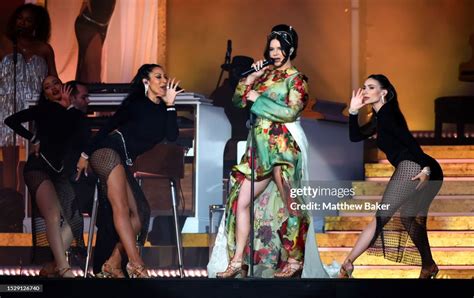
[223,66,312,277]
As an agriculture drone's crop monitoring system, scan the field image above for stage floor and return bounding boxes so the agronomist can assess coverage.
[0,276,471,298]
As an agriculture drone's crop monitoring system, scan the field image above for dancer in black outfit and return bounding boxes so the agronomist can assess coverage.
[5,75,85,278]
[76,64,182,278]
[339,74,443,279]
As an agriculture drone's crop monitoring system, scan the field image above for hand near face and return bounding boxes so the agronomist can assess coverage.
[59,85,72,108]
[245,60,270,84]
[163,78,184,106]
[349,88,367,112]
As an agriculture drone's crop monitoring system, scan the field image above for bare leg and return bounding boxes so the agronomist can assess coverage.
[61,223,74,251]
[106,164,143,266]
[272,166,286,200]
[344,218,376,264]
[105,182,142,269]
[80,33,103,82]
[35,180,74,277]
[232,177,272,262]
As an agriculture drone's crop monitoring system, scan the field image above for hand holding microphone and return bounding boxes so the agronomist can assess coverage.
[241,59,274,78]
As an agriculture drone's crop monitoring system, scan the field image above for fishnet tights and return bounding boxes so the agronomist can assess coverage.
[89,148,150,246]
[368,160,442,266]
[24,169,84,263]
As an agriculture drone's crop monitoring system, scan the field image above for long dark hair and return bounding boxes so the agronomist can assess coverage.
[37,75,62,107]
[264,24,298,62]
[6,3,52,43]
[121,64,162,106]
[362,74,409,134]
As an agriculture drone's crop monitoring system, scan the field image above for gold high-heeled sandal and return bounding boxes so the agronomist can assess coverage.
[57,267,75,278]
[126,262,149,278]
[97,261,125,278]
[39,262,58,277]
[216,260,248,278]
[419,263,439,279]
[338,259,354,278]
[274,260,303,278]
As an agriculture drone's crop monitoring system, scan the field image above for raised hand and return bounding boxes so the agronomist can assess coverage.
[349,88,367,113]
[163,78,184,106]
[59,84,72,108]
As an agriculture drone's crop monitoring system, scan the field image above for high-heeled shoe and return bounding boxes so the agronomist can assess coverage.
[39,262,58,277]
[57,267,75,278]
[338,259,354,278]
[97,261,125,278]
[126,262,150,278]
[274,260,304,278]
[216,260,248,278]
[419,263,439,279]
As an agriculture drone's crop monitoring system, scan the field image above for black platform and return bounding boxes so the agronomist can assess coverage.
[0,276,471,298]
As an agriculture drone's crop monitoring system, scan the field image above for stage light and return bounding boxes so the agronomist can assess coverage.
[0,266,210,278]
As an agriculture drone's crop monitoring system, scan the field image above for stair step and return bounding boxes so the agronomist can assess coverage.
[325,216,474,231]
[353,181,474,196]
[365,163,474,178]
[366,145,474,162]
[320,249,474,266]
[336,197,474,215]
[349,266,474,278]
[6,231,474,249]
[317,231,474,247]
[0,233,97,247]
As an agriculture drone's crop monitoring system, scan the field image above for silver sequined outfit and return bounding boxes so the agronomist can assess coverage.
[0,54,48,146]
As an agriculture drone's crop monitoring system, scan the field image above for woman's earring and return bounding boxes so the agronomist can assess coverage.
[144,83,149,96]
[381,94,385,104]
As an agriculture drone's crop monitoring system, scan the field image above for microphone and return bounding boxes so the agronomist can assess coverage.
[13,28,24,43]
[240,59,274,77]
[12,29,22,64]
[225,40,232,65]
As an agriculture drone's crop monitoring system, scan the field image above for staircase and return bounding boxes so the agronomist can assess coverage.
[321,145,474,278]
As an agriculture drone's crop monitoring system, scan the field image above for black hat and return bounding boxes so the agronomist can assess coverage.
[221,55,254,71]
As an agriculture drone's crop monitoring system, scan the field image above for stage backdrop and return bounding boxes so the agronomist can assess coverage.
[47,0,166,83]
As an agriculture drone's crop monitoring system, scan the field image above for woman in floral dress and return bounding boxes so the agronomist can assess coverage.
[208,24,328,278]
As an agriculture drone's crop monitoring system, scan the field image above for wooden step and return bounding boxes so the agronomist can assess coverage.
[320,249,474,266]
[349,266,474,278]
[317,231,474,248]
[353,181,474,196]
[366,145,474,162]
[182,231,474,248]
[337,197,474,215]
[365,163,474,178]
[325,216,474,231]
[0,233,98,247]
[4,230,474,248]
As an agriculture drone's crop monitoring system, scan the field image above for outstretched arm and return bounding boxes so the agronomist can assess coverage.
[4,107,37,141]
